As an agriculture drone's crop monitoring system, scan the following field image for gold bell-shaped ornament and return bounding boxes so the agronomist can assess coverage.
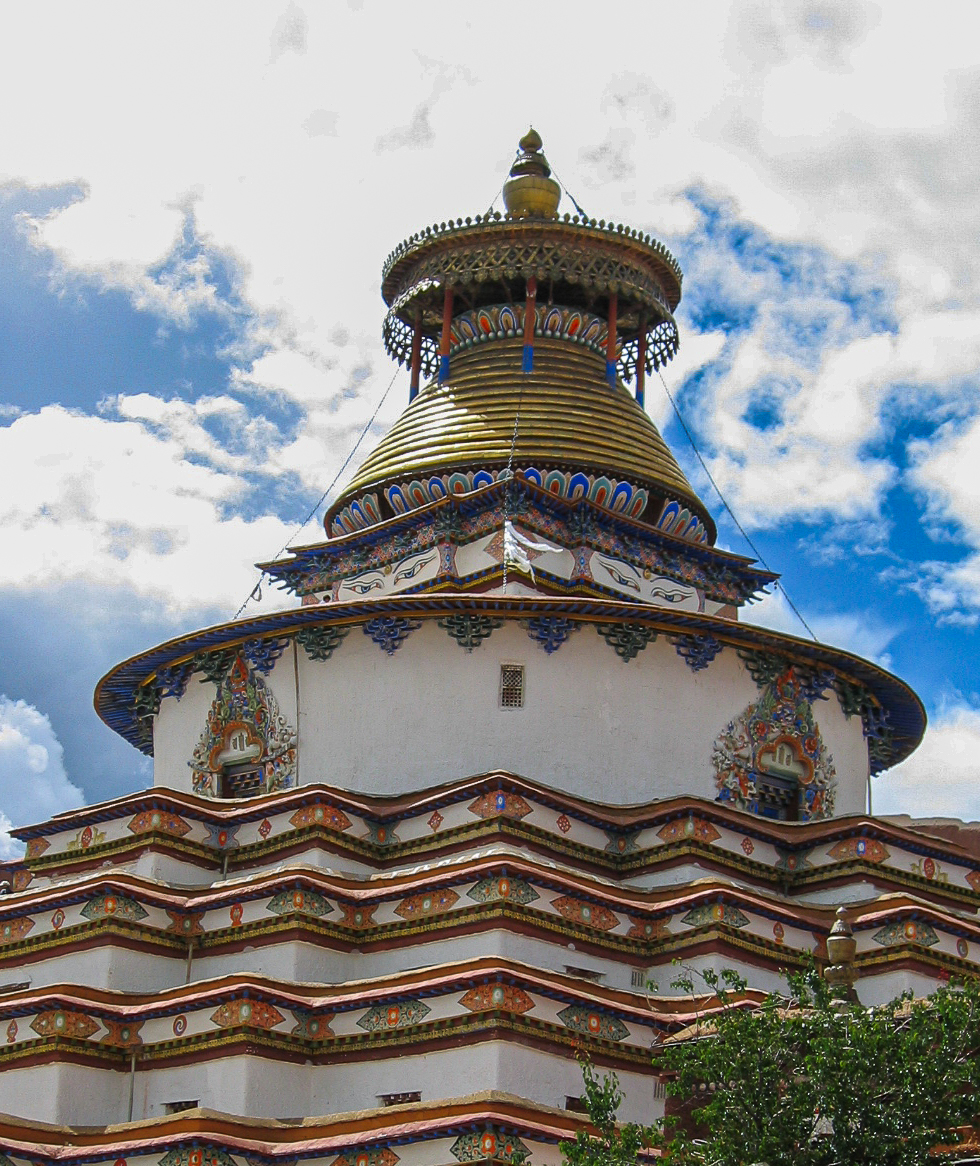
[502,128,561,218]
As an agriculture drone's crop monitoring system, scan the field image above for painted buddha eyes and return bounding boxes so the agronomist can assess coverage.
[597,556,695,606]
[650,585,690,604]
[342,552,437,595]
[598,557,641,591]
[344,576,384,595]
[393,552,437,583]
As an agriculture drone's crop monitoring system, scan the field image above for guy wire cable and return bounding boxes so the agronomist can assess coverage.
[501,357,528,596]
[232,365,400,620]
[656,367,817,642]
[548,164,589,220]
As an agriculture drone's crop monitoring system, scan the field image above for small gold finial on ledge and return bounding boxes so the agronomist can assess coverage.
[503,127,561,218]
[824,907,859,1005]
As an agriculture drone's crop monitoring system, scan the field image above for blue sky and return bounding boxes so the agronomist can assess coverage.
[1,2,980,851]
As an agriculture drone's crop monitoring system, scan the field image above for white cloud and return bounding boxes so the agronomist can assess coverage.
[894,413,980,623]
[876,703,980,819]
[0,696,83,856]
[0,406,297,615]
[747,586,899,668]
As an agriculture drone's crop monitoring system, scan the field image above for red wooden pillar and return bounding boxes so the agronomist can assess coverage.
[438,285,454,383]
[409,315,422,402]
[522,275,537,372]
[606,292,618,387]
[635,313,647,408]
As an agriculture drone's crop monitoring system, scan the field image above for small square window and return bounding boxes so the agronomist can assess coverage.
[500,664,525,709]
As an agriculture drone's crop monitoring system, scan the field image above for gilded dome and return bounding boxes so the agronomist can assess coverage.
[326,338,715,542]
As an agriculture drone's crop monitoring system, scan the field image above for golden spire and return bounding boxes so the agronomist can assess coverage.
[502,128,561,218]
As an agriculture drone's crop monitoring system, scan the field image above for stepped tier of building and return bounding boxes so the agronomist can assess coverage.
[2,776,978,1133]
[0,131,961,1165]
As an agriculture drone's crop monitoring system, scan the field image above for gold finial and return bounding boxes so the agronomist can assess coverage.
[824,907,859,1005]
[503,127,561,218]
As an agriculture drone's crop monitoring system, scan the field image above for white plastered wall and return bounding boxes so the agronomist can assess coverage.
[152,620,870,814]
[0,1041,661,1126]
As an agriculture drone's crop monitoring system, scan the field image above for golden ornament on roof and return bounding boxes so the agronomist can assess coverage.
[503,128,561,218]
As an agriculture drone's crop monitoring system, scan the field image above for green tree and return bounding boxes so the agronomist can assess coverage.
[563,967,980,1166]
[560,1057,661,1166]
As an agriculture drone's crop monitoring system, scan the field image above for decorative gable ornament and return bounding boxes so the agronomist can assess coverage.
[189,654,296,798]
[712,667,837,821]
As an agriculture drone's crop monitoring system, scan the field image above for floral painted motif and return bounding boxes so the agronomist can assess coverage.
[627,916,670,940]
[258,818,272,839]
[25,837,49,859]
[681,903,750,929]
[712,667,837,821]
[774,849,812,873]
[467,876,539,906]
[190,654,296,798]
[741,837,755,856]
[51,908,65,930]
[229,903,244,927]
[6,1019,17,1043]
[101,1019,144,1047]
[11,870,31,892]
[127,809,191,838]
[158,1147,237,1166]
[958,938,970,958]
[468,791,533,821]
[211,999,285,1029]
[773,921,785,943]
[968,870,980,893]
[166,910,205,937]
[450,1128,529,1163]
[551,896,619,932]
[657,815,721,845]
[81,893,148,923]
[556,813,572,834]
[172,1015,187,1036]
[604,831,640,855]
[827,837,889,864]
[427,810,444,832]
[363,820,399,847]
[394,888,459,920]
[331,1149,399,1166]
[290,1009,335,1040]
[205,823,240,849]
[267,888,333,917]
[356,999,431,1031]
[557,1004,630,1042]
[911,856,948,883]
[363,617,421,655]
[872,919,939,948]
[66,824,106,852]
[339,903,377,929]
[289,803,352,832]
[459,983,534,1014]
[0,917,33,944]
[595,622,658,662]
[31,1010,100,1039]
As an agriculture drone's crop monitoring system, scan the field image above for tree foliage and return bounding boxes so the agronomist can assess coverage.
[560,1058,659,1166]
[563,967,980,1166]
